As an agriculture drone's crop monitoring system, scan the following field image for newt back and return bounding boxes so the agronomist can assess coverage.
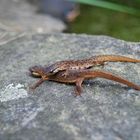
[44,55,140,75]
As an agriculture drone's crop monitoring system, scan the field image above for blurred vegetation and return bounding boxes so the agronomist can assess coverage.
[73,0,140,15]
[70,0,140,41]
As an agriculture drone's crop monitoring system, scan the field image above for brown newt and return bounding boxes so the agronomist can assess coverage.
[36,55,140,76]
[29,67,140,96]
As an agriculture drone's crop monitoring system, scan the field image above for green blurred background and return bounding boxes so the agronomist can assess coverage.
[70,1,140,42]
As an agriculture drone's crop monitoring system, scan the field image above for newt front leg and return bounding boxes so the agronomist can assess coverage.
[29,65,49,90]
[30,78,44,90]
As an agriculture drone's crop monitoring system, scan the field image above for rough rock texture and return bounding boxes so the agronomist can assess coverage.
[0,0,66,33]
[0,32,140,140]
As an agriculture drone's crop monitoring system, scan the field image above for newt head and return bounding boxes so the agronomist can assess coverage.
[29,65,48,79]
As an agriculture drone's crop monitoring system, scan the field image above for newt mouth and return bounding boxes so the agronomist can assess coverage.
[32,72,41,77]
[29,71,41,78]
[29,66,42,78]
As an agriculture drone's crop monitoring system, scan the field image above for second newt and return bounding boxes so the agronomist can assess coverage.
[37,55,140,76]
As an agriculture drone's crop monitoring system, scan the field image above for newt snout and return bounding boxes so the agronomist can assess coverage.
[29,65,45,78]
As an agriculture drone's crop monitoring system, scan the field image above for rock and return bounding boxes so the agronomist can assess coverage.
[0,0,66,33]
[0,32,140,140]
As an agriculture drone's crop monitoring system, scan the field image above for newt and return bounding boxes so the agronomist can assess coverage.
[29,66,140,96]
[35,55,140,76]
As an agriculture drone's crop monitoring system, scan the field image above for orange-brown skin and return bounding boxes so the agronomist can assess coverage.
[42,55,140,75]
[29,67,140,96]
[29,55,140,96]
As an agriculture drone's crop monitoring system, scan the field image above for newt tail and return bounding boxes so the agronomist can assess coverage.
[90,55,140,63]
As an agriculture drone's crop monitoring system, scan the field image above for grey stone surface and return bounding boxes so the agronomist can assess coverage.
[0,32,140,140]
[0,0,66,33]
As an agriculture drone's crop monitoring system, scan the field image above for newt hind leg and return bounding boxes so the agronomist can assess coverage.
[84,70,140,91]
[74,78,84,96]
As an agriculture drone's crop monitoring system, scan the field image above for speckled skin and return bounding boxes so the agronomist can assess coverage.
[29,55,140,95]
[43,55,140,75]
